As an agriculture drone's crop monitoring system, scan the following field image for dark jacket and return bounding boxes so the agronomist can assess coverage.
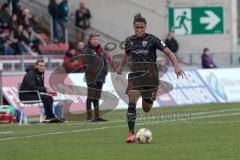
[20,67,46,93]
[82,43,108,83]
[58,1,69,21]
[0,8,11,23]
[48,0,59,18]
[165,38,179,53]
[75,8,91,29]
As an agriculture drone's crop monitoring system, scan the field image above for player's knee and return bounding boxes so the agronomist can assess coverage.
[128,90,140,103]
[142,105,152,113]
[142,98,153,113]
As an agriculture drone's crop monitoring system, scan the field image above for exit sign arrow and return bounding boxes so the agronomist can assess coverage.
[200,10,221,30]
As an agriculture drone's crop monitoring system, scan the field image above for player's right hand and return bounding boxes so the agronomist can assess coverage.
[174,66,185,79]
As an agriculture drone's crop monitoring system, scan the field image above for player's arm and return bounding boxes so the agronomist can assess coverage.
[117,38,132,75]
[155,37,185,78]
[117,53,130,75]
[163,47,185,78]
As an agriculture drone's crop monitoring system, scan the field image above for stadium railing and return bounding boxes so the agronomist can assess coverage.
[0,55,64,72]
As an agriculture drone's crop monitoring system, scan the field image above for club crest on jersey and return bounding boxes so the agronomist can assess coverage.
[161,41,166,47]
[142,41,148,47]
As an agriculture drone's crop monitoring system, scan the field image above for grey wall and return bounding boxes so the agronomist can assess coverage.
[29,0,238,55]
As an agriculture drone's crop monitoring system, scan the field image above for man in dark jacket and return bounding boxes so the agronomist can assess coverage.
[164,32,179,65]
[75,2,91,29]
[7,0,20,14]
[83,33,108,122]
[165,32,179,55]
[75,1,91,41]
[0,4,11,23]
[48,0,59,42]
[19,59,61,122]
[58,0,69,42]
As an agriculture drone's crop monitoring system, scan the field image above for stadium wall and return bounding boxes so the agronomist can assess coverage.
[32,0,238,55]
[82,0,238,54]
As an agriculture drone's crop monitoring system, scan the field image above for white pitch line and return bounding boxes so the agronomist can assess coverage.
[192,108,240,115]
[189,121,240,125]
[0,111,240,141]
[0,131,13,134]
[67,108,240,125]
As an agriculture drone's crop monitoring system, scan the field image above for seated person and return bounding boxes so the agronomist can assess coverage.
[19,59,63,123]
[2,39,15,55]
[64,42,84,73]
[201,48,217,69]
[23,25,47,53]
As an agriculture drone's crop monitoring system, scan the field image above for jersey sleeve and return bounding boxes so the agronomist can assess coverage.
[154,36,167,51]
[125,37,132,56]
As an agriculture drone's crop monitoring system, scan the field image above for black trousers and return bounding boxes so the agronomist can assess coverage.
[86,82,103,119]
[40,95,55,119]
[19,93,55,119]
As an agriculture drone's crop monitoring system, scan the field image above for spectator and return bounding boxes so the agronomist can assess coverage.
[201,48,217,69]
[2,39,15,55]
[58,0,69,42]
[19,59,62,123]
[165,32,179,55]
[76,41,84,54]
[75,1,91,41]
[29,15,39,32]
[19,8,31,28]
[14,3,24,18]
[63,42,84,73]
[0,22,10,34]
[48,0,59,42]
[9,14,18,31]
[75,41,84,71]
[23,25,46,53]
[10,25,26,54]
[7,0,20,15]
[83,33,108,122]
[164,32,179,65]
[0,3,11,23]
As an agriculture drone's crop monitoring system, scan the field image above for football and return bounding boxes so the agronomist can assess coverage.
[136,128,152,144]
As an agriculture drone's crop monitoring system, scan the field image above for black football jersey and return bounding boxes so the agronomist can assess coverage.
[125,33,167,63]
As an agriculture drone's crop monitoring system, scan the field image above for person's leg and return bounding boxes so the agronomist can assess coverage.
[31,39,40,52]
[86,97,93,121]
[40,95,55,119]
[3,46,9,55]
[127,90,141,134]
[16,41,25,55]
[53,18,59,41]
[92,82,102,118]
[141,87,158,113]
[93,99,99,119]
[126,89,141,143]
[86,83,96,121]
[21,41,36,55]
[59,20,67,42]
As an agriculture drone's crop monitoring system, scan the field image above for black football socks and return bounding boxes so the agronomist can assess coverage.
[127,103,136,134]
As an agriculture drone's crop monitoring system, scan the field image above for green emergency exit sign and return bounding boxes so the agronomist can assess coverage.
[169,7,224,35]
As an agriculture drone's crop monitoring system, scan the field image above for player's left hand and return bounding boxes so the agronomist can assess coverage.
[174,66,185,79]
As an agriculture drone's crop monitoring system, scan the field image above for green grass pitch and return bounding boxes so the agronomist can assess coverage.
[0,103,240,160]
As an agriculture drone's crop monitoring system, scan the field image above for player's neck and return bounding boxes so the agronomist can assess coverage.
[136,33,146,38]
